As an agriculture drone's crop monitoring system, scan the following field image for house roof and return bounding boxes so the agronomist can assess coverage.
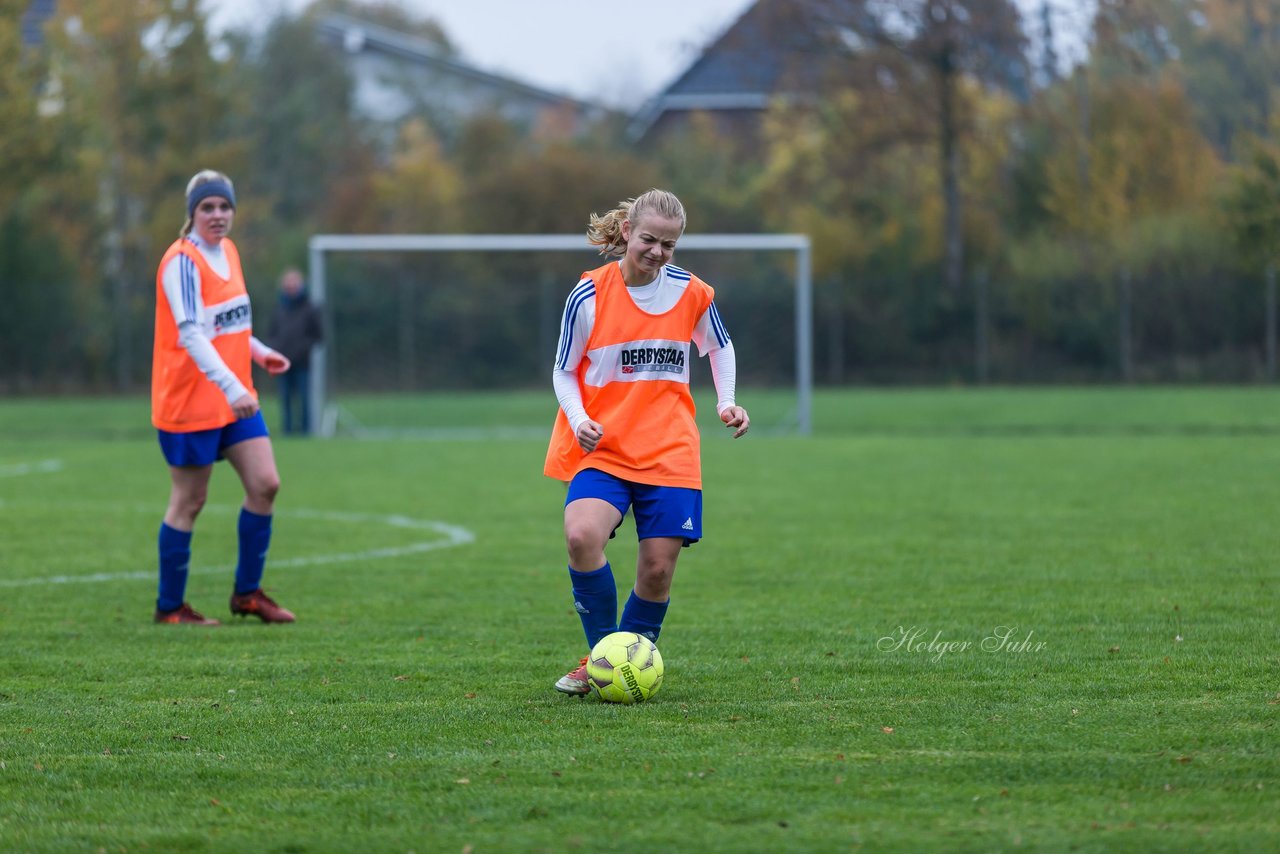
[627,0,1029,141]
[316,12,596,112]
[627,0,828,141]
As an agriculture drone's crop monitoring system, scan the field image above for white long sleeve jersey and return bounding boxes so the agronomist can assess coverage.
[159,233,276,406]
[551,262,737,433]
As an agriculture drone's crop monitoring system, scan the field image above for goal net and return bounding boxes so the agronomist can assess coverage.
[305,234,812,438]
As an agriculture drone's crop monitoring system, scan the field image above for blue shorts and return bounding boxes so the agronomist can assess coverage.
[157,412,269,467]
[566,468,702,547]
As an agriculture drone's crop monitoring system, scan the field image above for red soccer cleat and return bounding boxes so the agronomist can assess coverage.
[154,602,221,626]
[554,655,591,695]
[229,589,296,623]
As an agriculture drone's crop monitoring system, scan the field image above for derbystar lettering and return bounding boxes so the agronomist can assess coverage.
[620,664,642,700]
[621,347,685,367]
[617,346,686,376]
[212,303,251,329]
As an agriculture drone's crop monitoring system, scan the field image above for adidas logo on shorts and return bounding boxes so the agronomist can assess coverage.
[681,517,694,531]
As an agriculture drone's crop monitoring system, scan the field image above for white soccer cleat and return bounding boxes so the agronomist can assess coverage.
[554,656,591,695]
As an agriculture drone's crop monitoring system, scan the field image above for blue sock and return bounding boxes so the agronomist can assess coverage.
[234,508,273,595]
[157,523,193,612]
[619,590,670,644]
[569,563,618,649]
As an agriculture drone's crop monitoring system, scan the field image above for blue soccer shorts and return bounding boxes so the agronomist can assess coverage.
[157,411,270,467]
[566,467,703,547]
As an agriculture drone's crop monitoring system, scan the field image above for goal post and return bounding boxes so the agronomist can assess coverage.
[306,233,812,437]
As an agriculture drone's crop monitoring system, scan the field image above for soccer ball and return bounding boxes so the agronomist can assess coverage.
[586,631,664,703]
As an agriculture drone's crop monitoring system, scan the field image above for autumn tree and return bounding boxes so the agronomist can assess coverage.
[803,0,1030,291]
[649,112,766,233]
[0,0,54,216]
[1012,57,1224,378]
[751,0,1029,380]
[38,0,239,388]
[372,118,462,233]
[225,11,362,229]
[1088,0,1280,155]
[1220,129,1280,377]
[0,0,79,390]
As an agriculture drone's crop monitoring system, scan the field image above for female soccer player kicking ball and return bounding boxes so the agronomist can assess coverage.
[544,188,749,694]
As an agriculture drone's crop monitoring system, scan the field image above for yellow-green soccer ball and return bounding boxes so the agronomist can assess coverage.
[586,631,664,703]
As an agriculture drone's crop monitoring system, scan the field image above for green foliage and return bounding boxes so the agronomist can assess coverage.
[2,389,1278,850]
[0,208,79,391]
[0,0,54,213]
[8,0,1280,388]
[371,118,462,232]
[1094,0,1280,153]
[650,112,766,233]
[452,118,653,235]
[1037,74,1221,251]
[1220,133,1280,267]
[23,0,250,388]
[227,10,364,227]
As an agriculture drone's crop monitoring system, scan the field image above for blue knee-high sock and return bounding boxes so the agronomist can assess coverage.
[157,523,193,612]
[234,508,273,595]
[619,590,670,644]
[569,563,618,649]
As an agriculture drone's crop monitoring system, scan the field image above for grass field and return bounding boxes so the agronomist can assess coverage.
[2,387,1278,851]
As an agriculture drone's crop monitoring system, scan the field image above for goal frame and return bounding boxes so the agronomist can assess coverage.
[306,233,813,436]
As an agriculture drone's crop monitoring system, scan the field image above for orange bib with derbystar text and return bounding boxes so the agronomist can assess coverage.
[544,262,714,489]
[151,238,255,433]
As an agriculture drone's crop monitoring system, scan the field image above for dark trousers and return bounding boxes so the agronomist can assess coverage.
[279,367,311,435]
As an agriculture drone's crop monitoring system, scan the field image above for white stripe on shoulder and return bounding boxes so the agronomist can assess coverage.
[666,264,691,281]
[180,254,198,323]
[709,302,730,347]
[556,279,597,369]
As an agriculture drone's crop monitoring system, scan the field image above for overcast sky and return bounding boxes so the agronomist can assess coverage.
[206,0,758,109]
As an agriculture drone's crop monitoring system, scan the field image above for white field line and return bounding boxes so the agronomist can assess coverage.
[0,459,63,477]
[0,505,475,588]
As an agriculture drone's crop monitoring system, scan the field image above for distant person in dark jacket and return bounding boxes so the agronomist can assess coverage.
[267,267,323,435]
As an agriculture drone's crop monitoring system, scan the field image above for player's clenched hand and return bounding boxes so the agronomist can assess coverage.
[576,419,604,453]
[231,393,260,420]
[262,352,291,375]
[721,406,750,439]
